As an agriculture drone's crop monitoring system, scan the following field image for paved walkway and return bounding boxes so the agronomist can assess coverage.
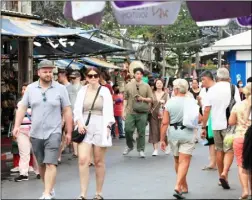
[1,137,241,199]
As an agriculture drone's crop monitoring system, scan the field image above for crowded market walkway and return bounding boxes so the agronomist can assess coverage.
[2,137,240,199]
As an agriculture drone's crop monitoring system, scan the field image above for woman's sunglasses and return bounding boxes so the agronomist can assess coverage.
[87,74,99,79]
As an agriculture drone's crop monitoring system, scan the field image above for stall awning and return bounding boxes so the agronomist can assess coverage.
[210,30,252,51]
[54,59,85,70]
[79,33,127,51]
[1,18,93,37]
[80,57,120,69]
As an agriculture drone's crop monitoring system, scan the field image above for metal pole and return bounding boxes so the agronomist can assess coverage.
[218,27,223,68]
[162,47,166,77]
[149,46,152,73]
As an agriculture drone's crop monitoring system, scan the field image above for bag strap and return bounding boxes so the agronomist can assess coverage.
[85,86,102,126]
[230,84,235,100]
[150,92,166,115]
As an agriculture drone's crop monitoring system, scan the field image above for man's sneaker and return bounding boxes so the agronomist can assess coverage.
[14,175,29,182]
[10,167,19,173]
[139,151,146,158]
[152,150,158,156]
[123,147,133,155]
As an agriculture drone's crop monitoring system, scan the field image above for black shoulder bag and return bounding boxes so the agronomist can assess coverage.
[72,86,102,143]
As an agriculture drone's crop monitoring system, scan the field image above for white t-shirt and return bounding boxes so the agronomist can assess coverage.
[199,87,209,125]
[204,81,241,130]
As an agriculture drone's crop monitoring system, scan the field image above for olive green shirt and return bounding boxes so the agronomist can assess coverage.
[124,79,153,115]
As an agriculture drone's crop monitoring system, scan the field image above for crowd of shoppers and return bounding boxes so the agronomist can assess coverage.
[12,59,251,200]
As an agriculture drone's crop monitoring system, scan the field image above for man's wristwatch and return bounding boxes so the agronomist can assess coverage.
[107,125,111,130]
[202,127,206,129]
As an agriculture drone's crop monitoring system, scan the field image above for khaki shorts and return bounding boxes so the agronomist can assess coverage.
[169,140,195,157]
[213,129,233,152]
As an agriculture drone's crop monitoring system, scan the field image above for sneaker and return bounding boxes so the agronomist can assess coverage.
[36,174,41,179]
[41,189,55,199]
[165,148,170,155]
[119,135,126,139]
[14,175,29,182]
[152,150,158,156]
[10,167,19,173]
[139,151,145,158]
[39,194,52,200]
[123,147,133,155]
[77,196,87,200]
[50,189,55,199]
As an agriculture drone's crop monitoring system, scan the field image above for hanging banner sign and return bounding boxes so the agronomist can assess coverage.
[111,1,181,25]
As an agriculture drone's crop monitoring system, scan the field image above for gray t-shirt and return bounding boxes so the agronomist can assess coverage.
[165,97,194,141]
[21,81,71,139]
[66,84,82,111]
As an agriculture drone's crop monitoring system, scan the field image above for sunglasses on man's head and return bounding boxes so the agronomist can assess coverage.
[87,74,99,79]
[42,92,47,102]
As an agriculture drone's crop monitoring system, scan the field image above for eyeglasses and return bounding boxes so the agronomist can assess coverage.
[70,77,77,80]
[42,92,47,102]
[87,74,99,79]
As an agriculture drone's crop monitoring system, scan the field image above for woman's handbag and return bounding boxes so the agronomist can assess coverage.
[72,86,102,143]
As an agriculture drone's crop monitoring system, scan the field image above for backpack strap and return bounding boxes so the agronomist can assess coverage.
[230,84,235,100]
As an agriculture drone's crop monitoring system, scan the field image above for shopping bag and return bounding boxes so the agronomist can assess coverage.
[183,98,199,129]
[207,112,214,139]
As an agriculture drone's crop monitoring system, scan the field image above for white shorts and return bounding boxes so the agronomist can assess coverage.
[82,114,104,147]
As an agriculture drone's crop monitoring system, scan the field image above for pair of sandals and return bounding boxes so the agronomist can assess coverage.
[78,194,104,200]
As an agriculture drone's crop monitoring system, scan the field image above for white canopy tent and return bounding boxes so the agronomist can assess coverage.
[209,30,251,51]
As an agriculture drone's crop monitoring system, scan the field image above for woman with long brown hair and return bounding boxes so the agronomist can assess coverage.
[74,68,115,200]
[149,79,169,156]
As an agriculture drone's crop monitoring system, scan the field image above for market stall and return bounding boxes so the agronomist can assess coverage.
[209,30,251,85]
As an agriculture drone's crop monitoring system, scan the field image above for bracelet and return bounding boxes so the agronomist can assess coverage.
[107,125,111,130]
[202,127,206,129]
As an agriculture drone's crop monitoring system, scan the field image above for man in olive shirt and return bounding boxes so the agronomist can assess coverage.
[123,67,153,158]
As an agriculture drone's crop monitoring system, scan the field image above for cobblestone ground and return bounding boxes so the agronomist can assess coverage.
[1,137,240,199]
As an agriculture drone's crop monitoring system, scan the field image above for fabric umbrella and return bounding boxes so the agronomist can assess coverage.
[63,1,252,26]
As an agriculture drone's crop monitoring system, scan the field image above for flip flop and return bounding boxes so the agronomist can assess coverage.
[219,177,230,189]
[182,191,188,194]
[202,166,217,171]
[173,190,185,199]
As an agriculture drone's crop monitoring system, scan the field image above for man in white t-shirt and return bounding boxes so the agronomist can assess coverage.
[198,71,216,171]
[201,68,241,189]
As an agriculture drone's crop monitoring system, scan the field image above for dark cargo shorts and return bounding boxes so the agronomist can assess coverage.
[30,133,61,166]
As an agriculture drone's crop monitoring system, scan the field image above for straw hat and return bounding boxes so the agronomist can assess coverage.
[129,61,145,77]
